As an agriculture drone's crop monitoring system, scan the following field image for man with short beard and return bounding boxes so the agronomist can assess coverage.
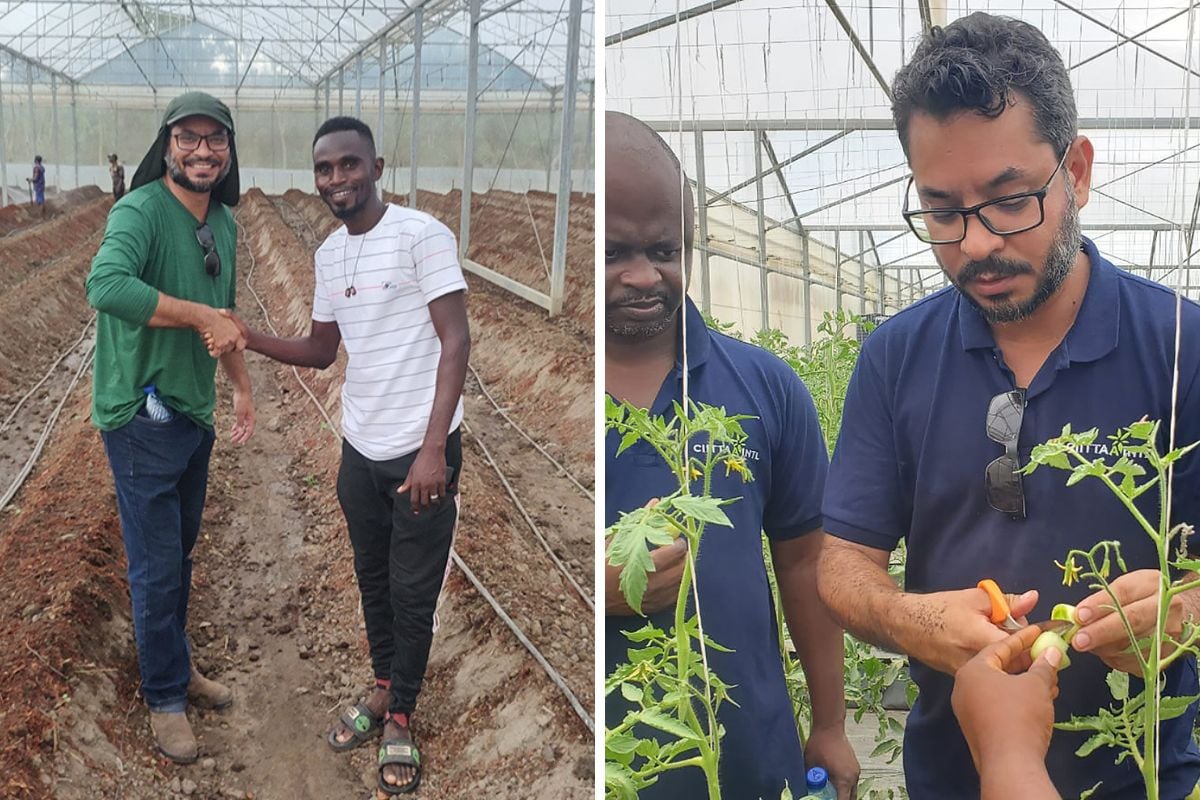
[223,116,469,796]
[818,14,1200,799]
[86,91,255,764]
[605,111,859,799]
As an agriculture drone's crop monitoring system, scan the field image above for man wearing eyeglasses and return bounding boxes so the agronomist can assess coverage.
[818,13,1200,800]
[85,91,255,765]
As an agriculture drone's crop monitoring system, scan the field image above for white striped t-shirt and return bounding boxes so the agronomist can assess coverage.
[312,204,467,461]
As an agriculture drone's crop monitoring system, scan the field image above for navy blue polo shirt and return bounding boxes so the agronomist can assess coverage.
[606,298,829,800]
[824,239,1200,800]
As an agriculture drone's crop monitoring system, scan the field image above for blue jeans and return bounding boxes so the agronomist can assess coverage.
[101,411,215,712]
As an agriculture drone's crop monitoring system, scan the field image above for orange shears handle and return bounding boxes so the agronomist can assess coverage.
[977,578,1012,625]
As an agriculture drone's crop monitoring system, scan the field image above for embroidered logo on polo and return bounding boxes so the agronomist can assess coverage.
[691,442,762,461]
[1072,442,1149,461]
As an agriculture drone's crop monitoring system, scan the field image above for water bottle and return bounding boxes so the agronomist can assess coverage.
[143,384,174,422]
[803,766,837,800]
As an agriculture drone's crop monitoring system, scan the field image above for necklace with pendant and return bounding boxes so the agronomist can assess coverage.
[343,232,366,298]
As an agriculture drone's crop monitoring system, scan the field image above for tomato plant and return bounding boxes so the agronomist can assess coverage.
[604,398,755,799]
[1026,420,1200,799]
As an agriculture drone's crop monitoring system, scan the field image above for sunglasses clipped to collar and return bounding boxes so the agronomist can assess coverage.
[985,389,1027,518]
[195,222,221,277]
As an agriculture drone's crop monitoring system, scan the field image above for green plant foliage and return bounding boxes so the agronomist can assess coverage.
[708,312,913,797]
[1026,421,1200,798]
[604,398,755,799]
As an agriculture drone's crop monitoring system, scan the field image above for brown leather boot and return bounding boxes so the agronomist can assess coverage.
[148,711,198,764]
[187,667,233,710]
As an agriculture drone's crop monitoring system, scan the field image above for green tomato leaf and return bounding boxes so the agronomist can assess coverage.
[1066,468,1091,487]
[1106,670,1129,701]
[608,530,655,615]
[1075,732,1111,758]
[672,495,734,527]
[634,708,703,743]
[1055,714,1105,731]
[604,763,639,800]
[624,623,666,643]
[634,737,661,759]
[1127,420,1156,442]
[620,682,642,704]
[617,430,642,457]
[1174,558,1200,574]
[605,730,639,757]
[1158,693,1199,721]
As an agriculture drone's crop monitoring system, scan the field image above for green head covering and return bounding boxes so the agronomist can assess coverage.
[130,91,240,206]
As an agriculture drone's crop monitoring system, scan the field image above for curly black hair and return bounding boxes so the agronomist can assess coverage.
[892,13,1076,160]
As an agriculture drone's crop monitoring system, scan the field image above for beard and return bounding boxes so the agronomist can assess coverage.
[945,188,1082,324]
[606,286,683,340]
[326,190,371,220]
[165,149,231,194]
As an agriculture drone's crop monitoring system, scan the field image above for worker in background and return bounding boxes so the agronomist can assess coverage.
[110,153,126,200]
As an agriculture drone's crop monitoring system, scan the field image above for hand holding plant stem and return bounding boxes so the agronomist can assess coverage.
[604,499,689,616]
[1071,569,1191,674]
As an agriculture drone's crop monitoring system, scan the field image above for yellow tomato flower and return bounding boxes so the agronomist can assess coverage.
[724,456,750,480]
[1056,556,1083,587]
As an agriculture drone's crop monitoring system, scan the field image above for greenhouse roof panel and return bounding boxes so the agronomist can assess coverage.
[0,0,593,89]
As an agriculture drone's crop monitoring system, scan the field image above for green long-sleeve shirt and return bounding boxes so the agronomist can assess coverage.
[86,179,236,431]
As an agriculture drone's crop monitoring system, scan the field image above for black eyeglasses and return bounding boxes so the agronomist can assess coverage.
[195,223,221,277]
[986,389,1026,518]
[902,148,1070,245]
[173,131,230,152]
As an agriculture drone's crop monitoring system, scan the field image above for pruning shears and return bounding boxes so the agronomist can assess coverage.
[978,578,1074,636]
[978,578,1024,632]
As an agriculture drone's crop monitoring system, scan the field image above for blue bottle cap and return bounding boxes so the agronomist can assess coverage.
[143,384,156,395]
[806,767,828,789]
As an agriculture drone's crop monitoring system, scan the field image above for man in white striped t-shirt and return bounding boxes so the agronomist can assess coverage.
[227,117,468,795]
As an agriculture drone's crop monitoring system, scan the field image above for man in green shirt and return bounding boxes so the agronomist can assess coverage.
[86,92,255,764]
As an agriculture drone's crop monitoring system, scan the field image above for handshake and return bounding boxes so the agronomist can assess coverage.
[200,308,249,358]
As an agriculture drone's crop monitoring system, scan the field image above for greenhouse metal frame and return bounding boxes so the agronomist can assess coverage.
[606,0,1200,343]
[0,0,594,316]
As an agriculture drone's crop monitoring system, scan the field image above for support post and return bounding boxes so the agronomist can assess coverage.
[377,39,386,200]
[545,87,558,192]
[584,79,594,195]
[548,0,582,317]
[355,53,363,117]
[410,5,423,208]
[50,75,59,192]
[0,63,8,207]
[835,231,843,311]
[70,83,78,189]
[459,0,481,261]
[801,234,812,344]
[754,133,769,331]
[26,63,37,161]
[858,231,866,314]
[694,127,711,313]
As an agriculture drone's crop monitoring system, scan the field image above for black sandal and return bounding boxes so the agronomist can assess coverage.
[326,680,388,752]
[376,711,422,795]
